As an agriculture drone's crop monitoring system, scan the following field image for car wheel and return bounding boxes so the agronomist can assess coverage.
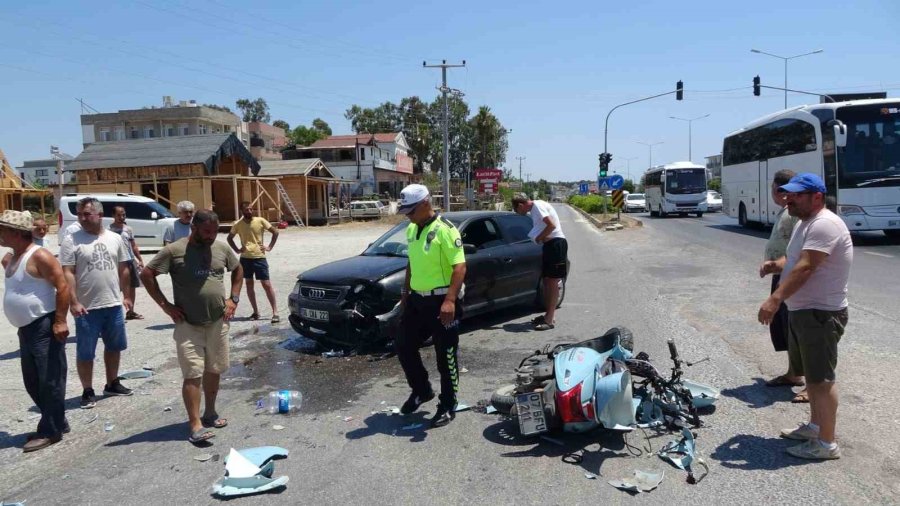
[696,212,704,218]
[884,229,900,238]
[659,206,668,217]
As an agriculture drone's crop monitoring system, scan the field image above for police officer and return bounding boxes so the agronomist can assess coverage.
[395,184,467,427]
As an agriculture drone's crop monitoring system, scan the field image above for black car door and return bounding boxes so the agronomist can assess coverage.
[495,214,542,300]
[458,217,504,311]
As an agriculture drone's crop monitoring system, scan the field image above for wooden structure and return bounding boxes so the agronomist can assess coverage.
[256,159,341,226]
[69,134,284,223]
[0,149,52,215]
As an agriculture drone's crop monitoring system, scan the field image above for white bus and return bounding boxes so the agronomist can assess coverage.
[721,99,900,237]
[644,161,709,217]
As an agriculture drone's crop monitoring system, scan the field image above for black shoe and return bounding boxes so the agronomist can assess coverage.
[400,390,435,415]
[430,403,456,428]
[80,389,97,409]
[103,381,133,397]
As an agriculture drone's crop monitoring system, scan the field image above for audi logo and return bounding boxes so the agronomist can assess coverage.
[308,289,326,299]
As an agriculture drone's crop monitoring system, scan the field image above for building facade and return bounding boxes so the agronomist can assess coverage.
[16,154,76,186]
[285,133,413,196]
[248,121,288,161]
[705,153,723,179]
[80,97,242,148]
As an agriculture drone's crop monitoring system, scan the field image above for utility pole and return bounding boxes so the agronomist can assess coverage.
[516,156,526,182]
[637,141,664,170]
[424,60,466,211]
[751,48,823,109]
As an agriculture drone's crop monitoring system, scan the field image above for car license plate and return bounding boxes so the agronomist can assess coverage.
[889,220,898,227]
[300,308,329,322]
[514,392,548,436]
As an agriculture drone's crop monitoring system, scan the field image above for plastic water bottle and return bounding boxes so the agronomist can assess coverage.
[262,390,303,415]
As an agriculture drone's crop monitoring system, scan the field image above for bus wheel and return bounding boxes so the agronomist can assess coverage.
[659,206,668,217]
[738,203,748,227]
[885,229,900,238]
[696,212,704,218]
[649,206,658,217]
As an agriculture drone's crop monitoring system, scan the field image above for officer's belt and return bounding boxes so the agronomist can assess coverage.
[414,286,450,296]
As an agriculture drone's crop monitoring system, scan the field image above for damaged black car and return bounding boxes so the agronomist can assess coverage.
[288,211,567,349]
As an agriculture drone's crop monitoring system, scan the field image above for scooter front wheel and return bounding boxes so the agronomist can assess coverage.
[490,384,518,415]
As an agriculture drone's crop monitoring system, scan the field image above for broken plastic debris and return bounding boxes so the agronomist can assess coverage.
[658,428,709,484]
[343,416,354,422]
[194,453,214,462]
[485,406,498,414]
[104,422,115,432]
[212,475,289,497]
[224,447,289,468]
[272,425,285,431]
[163,407,172,412]
[400,423,424,430]
[584,472,598,480]
[225,448,262,478]
[117,370,153,380]
[85,414,99,424]
[454,404,471,413]
[321,350,343,358]
[608,470,664,493]
[460,367,469,374]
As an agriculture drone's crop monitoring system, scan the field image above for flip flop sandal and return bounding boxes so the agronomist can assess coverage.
[189,429,216,443]
[201,416,228,429]
[530,315,546,325]
[126,312,145,320]
[270,315,281,324]
[791,390,810,403]
[766,375,804,387]
[249,313,260,321]
[534,322,555,331]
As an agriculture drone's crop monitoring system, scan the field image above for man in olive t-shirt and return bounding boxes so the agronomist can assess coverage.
[142,210,243,444]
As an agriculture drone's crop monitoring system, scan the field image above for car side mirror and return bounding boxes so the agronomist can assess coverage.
[150,211,159,220]
[463,244,477,255]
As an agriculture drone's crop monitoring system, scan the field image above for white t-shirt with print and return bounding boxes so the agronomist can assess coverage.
[59,230,131,310]
[781,209,853,311]
[527,200,566,242]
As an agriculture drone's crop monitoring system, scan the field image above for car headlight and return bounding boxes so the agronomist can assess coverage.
[838,205,864,215]
[353,284,366,294]
[291,282,300,295]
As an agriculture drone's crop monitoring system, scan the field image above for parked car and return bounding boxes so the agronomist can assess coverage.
[624,193,646,213]
[288,211,568,349]
[347,200,389,218]
[706,190,723,212]
[58,193,177,249]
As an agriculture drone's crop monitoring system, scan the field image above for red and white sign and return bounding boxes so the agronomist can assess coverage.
[475,168,502,194]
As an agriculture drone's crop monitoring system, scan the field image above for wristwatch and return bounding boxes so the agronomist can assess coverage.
[229,294,240,304]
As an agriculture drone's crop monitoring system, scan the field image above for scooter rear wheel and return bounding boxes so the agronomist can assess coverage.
[490,385,518,415]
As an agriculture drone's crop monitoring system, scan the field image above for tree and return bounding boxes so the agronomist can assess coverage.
[235,98,271,123]
[469,106,508,169]
[311,118,332,136]
[272,120,290,134]
[290,126,326,147]
[203,103,233,113]
[622,179,635,193]
[708,177,721,191]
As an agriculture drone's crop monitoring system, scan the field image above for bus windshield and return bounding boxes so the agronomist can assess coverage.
[837,103,900,189]
[665,169,707,194]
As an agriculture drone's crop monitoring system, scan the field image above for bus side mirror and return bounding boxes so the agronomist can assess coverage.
[833,122,848,148]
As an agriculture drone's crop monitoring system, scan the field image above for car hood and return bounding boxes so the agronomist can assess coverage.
[298,255,407,285]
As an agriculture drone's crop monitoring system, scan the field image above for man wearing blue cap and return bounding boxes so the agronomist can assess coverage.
[757,173,853,460]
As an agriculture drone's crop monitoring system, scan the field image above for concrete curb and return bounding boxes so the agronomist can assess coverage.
[566,204,643,230]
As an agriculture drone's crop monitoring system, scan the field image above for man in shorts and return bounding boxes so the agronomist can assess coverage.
[109,206,145,320]
[227,202,279,323]
[512,193,568,330]
[142,210,242,444]
[59,197,133,409]
[758,173,853,460]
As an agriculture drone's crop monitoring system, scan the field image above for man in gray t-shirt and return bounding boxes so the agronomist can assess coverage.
[59,197,134,409]
[757,173,852,461]
[164,200,195,245]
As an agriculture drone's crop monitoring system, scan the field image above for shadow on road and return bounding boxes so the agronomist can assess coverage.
[851,232,900,247]
[145,323,175,331]
[720,378,796,409]
[105,421,186,446]
[345,412,430,443]
[462,306,540,333]
[711,434,815,470]
[0,430,28,450]
[706,224,770,239]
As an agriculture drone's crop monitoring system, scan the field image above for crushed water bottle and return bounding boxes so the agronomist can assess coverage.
[262,390,303,415]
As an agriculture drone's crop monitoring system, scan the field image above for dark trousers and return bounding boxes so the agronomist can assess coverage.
[769,274,790,352]
[397,294,461,409]
[19,312,68,437]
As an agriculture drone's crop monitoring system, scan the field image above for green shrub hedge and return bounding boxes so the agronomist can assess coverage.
[567,194,612,214]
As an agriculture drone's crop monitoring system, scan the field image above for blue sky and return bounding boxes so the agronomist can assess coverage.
[2,0,899,182]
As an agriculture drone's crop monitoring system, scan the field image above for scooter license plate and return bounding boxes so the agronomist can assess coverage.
[515,392,548,436]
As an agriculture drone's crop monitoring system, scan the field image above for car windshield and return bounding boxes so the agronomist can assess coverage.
[147,200,174,218]
[362,216,464,257]
[626,194,644,200]
[665,169,707,194]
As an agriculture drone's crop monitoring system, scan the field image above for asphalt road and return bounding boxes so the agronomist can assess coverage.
[2,208,898,504]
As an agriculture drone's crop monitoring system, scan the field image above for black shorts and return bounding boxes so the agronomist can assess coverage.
[542,238,568,278]
[240,258,271,280]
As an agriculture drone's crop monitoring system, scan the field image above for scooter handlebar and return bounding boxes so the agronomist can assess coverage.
[667,339,680,362]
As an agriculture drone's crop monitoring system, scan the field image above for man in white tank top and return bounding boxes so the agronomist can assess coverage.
[0,210,71,453]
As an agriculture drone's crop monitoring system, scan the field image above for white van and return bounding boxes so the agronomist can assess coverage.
[58,194,178,249]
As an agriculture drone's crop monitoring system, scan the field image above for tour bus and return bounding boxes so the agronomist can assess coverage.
[643,161,709,217]
[721,98,900,237]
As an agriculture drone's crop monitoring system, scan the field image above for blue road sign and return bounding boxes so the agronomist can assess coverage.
[579,182,589,195]
[609,174,625,190]
[598,177,610,190]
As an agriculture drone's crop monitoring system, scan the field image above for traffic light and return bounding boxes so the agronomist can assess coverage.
[598,152,610,177]
[676,80,684,101]
[753,75,761,96]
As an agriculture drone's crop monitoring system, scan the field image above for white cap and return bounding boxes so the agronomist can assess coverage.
[397,184,430,214]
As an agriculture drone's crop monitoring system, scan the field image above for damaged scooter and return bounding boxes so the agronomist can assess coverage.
[489,326,719,437]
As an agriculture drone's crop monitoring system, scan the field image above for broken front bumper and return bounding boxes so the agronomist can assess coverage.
[288,292,402,348]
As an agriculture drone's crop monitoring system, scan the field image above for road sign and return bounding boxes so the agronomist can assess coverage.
[611,189,625,209]
[609,174,625,190]
[474,169,503,180]
[598,177,610,190]
[579,183,589,195]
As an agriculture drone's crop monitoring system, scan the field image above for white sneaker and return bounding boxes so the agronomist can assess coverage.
[780,423,819,441]
[786,439,841,460]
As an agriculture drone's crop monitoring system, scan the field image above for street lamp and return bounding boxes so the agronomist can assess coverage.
[636,141,664,170]
[619,156,638,182]
[750,48,824,109]
[668,114,710,161]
